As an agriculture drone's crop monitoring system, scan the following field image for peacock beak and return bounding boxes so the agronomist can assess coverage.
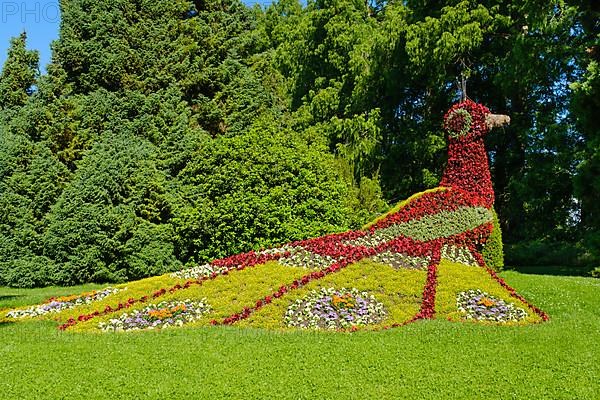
[485,113,511,130]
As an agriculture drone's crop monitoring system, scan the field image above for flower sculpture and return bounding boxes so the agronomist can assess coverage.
[36,100,547,333]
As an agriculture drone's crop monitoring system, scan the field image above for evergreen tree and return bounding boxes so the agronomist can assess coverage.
[0,32,39,110]
[0,117,71,287]
[43,132,180,284]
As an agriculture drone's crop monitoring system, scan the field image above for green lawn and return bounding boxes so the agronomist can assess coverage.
[1,270,598,399]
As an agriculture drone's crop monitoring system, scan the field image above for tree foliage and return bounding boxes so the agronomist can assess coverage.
[0,0,597,286]
[0,32,39,110]
[0,0,382,286]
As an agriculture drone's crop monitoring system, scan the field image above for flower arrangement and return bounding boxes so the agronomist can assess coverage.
[441,244,478,266]
[6,287,123,319]
[170,263,229,280]
[278,248,338,269]
[440,100,495,207]
[59,250,285,330]
[284,288,386,329]
[345,206,492,246]
[369,251,429,270]
[482,264,549,321]
[98,299,211,332]
[215,235,445,327]
[445,108,473,138]
[457,289,527,322]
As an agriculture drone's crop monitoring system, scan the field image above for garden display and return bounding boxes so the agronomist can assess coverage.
[3,101,548,332]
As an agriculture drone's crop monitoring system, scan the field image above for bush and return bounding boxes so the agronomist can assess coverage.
[42,132,182,285]
[170,122,373,263]
[0,256,68,288]
[482,208,504,271]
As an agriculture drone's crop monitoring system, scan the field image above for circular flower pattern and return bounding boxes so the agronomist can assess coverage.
[284,288,386,329]
[457,289,527,322]
[98,299,211,332]
[445,108,473,138]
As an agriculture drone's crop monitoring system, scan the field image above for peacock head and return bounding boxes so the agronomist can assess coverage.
[443,99,510,143]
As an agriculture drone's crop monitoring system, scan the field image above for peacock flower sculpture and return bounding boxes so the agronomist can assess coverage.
[4,101,549,332]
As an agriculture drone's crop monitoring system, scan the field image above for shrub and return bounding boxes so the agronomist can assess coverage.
[505,240,595,269]
[170,122,374,263]
[482,208,504,271]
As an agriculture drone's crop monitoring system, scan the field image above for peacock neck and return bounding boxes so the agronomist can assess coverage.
[440,138,495,208]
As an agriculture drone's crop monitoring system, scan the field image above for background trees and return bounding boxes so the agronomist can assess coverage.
[0,0,597,286]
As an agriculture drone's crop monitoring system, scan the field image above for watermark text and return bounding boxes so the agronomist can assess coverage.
[1,2,59,24]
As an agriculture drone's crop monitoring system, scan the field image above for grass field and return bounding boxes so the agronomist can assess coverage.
[1,270,598,399]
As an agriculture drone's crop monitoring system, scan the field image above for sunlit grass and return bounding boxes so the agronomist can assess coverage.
[1,270,598,399]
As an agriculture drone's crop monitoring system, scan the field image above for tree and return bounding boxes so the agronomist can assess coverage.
[0,118,71,287]
[43,132,180,284]
[570,0,600,260]
[0,32,39,110]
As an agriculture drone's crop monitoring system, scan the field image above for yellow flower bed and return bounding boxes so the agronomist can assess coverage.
[237,259,427,330]
[435,259,543,325]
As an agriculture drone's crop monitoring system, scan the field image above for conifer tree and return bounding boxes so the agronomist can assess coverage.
[0,32,39,110]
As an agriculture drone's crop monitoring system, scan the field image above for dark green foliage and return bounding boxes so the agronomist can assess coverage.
[0,32,39,110]
[43,133,181,284]
[0,1,377,286]
[267,0,383,179]
[0,0,598,285]
[53,0,276,138]
[482,208,504,271]
[571,52,600,263]
[55,0,198,93]
[505,240,596,272]
[0,125,71,287]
